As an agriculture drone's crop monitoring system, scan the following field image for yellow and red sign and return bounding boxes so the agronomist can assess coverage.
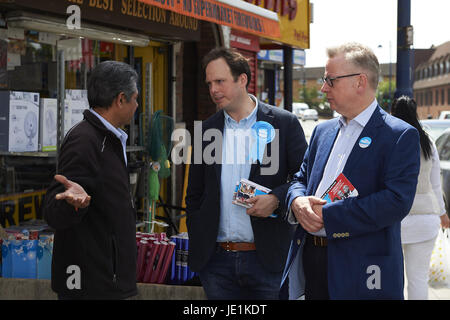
[0,190,46,227]
[138,0,280,38]
[249,0,310,49]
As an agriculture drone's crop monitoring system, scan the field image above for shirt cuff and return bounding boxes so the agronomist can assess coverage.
[287,207,299,225]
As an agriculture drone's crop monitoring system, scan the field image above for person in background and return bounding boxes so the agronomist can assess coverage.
[391,96,450,300]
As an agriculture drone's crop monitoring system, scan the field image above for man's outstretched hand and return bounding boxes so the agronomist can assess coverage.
[54,174,91,210]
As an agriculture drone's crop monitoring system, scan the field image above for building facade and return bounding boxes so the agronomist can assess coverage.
[414,41,450,119]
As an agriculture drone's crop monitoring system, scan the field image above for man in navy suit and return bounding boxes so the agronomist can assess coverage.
[281,43,420,300]
[186,48,307,299]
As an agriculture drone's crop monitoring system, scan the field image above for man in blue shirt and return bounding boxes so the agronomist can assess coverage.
[186,48,308,299]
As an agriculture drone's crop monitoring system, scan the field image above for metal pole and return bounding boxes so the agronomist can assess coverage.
[128,46,136,147]
[56,49,65,172]
[389,41,392,102]
[394,0,414,104]
[283,46,293,112]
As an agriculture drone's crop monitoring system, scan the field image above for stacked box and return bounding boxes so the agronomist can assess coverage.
[1,239,12,278]
[39,98,57,152]
[64,89,89,136]
[0,91,40,152]
[11,239,37,279]
[0,225,53,279]
[37,234,53,279]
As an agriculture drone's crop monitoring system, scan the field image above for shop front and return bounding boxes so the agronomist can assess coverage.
[0,0,290,295]
[0,0,201,227]
[0,0,205,291]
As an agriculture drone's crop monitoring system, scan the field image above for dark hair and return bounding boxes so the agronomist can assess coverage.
[391,96,432,160]
[202,47,251,90]
[87,60,138,109]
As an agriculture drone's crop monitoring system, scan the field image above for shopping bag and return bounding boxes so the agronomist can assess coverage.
[429,228,450,288]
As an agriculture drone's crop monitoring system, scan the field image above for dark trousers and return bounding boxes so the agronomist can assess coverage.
[303,234,330,300]
[198,246,283,300]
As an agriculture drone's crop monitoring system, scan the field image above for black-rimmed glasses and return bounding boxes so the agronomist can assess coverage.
[321,73,361,87]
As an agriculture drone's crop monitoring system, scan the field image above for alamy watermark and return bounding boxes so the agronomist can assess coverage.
[171,121,280,175]
[66,5,82,30]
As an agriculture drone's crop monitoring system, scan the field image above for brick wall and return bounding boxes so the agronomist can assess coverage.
[415,84,450,119]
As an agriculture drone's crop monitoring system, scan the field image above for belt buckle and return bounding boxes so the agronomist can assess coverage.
[223,242,237,252]
[314,236,326,247]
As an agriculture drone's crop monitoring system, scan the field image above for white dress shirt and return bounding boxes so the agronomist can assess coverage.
[217,95,258,242]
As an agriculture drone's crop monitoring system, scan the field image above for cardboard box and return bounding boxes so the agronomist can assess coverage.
[39,98,57,152]
[64,89,89,136]
[37,234,53,280]
[11,239,37,279]
[1,239,12,278]
[0,91,40,152]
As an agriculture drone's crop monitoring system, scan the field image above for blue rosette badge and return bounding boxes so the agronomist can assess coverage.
[249,121,276,163]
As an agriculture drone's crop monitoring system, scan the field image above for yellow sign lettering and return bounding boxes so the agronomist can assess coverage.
[0,190,47,228]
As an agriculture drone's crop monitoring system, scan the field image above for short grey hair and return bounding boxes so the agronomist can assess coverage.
[326,43,380,90]
[87,60,138,109]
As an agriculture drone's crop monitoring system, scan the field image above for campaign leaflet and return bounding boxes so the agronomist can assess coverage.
[232,178,277,218]
[321,173,359,203]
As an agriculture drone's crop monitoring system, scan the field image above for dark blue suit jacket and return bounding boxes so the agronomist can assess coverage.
[282,105,420,299]
[186,101,308,273]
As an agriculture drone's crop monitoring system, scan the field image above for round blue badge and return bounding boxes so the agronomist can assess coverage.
[250,121,275,162]
[251,121,275,143]
[359,137,372,149]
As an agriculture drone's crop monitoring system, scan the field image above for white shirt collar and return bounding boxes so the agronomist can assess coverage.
[89,108,128,142]
[224,94,258,124]
[339,99,378,128]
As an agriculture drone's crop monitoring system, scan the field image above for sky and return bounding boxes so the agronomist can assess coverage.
[305,0,450,67]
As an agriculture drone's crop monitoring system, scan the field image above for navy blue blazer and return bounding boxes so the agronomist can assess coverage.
[282,105,420,299]
[186,101,308,273]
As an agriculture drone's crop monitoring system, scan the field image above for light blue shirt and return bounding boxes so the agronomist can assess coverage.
[217,95,258,243]
[311,99,378,236]
[89,109,128,166]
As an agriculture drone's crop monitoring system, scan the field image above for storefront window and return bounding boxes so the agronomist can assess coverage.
[0,29,127,195]
[1,30,121,96]
[1,31,55,96]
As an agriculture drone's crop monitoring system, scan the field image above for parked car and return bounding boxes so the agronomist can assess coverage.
[292,102,309,119]
[436,128,450,212]
[420,120,450,141]
[439,111,450,120]
[301,109,319,121]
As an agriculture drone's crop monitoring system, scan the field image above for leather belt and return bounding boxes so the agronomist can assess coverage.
[218,242,256,252]
[308,234,328,247]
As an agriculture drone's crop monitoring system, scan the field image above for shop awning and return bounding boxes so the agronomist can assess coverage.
[137,0,280,38]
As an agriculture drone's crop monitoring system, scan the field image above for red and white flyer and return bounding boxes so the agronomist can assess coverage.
[321,173,358,203]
